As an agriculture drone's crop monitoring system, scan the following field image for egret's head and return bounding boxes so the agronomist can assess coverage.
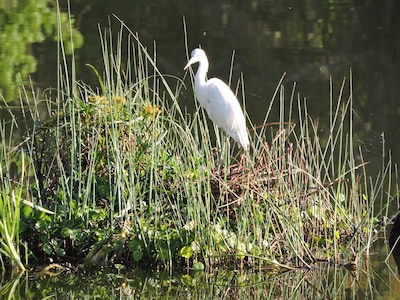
[184,48,207,70]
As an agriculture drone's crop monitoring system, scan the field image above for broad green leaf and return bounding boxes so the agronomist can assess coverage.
[191,261,204,271]
[179,245,193,259]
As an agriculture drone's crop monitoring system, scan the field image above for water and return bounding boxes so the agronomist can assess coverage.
[2,259,400,298]
[3,1,400,163]
[1,0,400,297]
[19,0,399,170]
[1,254,399,298]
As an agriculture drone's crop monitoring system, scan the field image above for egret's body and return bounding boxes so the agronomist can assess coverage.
[184,48,249,151]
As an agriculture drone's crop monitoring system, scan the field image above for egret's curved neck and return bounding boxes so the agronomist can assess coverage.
[195,59,209,86]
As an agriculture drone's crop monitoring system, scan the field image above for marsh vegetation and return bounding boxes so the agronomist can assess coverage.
[0,14,398,299]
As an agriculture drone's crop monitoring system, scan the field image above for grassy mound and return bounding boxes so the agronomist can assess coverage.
[0,23,394,274]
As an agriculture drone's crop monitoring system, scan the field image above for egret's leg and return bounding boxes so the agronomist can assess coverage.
[223,134,230,174]
[216,133,224,172]
[214,124,222,150]
[213,124,223,171]
[240,146,247,166]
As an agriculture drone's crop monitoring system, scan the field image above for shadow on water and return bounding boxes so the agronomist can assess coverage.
[1,256,400,299]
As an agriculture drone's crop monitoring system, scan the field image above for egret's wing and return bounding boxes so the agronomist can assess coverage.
[206,79,239,128]
[205,78,249,149]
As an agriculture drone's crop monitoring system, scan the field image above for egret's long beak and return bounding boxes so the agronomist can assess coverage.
[184,57,199,70]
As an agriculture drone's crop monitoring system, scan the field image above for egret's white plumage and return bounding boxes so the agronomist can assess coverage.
[184,48,249,151]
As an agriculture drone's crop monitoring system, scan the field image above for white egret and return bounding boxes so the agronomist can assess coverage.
[184,48,249,151]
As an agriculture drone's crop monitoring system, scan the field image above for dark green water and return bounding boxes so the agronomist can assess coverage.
[0,0,400,162]
[63,0,400,170]
[2,0,399,171]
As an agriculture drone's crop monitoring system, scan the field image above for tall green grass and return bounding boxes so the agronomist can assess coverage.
[0,18,395,276]
[0,119,26,273]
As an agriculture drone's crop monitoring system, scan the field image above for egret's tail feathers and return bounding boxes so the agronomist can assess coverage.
[232,129,249,151]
